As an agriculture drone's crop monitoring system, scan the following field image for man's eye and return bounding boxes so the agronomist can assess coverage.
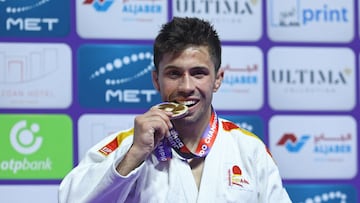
[193,70,207,78]
[167,71,181,78]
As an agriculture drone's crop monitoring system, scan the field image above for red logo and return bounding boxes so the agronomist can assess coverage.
[228,165,250,187]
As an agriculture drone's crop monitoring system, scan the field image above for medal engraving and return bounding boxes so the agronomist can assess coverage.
[155,102,188,119]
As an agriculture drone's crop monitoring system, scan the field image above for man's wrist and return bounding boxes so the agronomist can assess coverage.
[115,145,147,176]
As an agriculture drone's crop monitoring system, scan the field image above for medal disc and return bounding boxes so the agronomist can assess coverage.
[155,102,188,119]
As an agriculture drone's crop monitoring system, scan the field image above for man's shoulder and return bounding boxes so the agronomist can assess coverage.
[218,118,273,159]
[218,118,261,142]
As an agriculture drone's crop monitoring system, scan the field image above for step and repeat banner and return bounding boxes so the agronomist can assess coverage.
[0,0,359,202]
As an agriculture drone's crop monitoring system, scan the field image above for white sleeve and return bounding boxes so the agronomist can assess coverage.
[58,131,144,203]
[257,146,292,203]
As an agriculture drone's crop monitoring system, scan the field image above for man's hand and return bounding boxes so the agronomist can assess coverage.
[116,106,173,175]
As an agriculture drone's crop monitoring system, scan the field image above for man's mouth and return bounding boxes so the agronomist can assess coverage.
[177,100,197,108]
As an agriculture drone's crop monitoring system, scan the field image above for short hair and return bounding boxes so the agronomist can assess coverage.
[153,17,221,72]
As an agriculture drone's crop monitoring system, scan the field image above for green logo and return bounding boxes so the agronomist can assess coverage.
[0,114,73,180]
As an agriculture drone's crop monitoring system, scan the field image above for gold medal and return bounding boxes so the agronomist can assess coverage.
[155,102,188,119]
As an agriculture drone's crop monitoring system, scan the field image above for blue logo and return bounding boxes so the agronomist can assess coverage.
[83,0,162,15]
[277,133,310,152]
[269,0,350,27]
[221,64,259,87]
[286,184,357,203]
[83,0,114,12]
[220,115,264,141]
[78,44,161,109]
[0,0,70,37]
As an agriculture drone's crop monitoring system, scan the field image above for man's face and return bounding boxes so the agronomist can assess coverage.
[152,46,223,125]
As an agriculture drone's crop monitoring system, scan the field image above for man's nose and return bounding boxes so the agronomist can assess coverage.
[178,74,194,93]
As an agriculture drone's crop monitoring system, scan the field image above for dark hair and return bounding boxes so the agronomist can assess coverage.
[153,17,221,72]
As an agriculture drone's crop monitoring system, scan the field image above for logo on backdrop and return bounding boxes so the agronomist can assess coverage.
[83,0,162,15]
[275,125,354,156]
[276,133,310,152]
[83,0,114,11]
[285,184,357,203]
[174,0,257,17]
[268,47,355,111]
[269,0,350,27]
[173,0,262,41]
[0,114,73,179]
[212,46,263,110]
[78,0,167,39]
[267,0,353,42]
[78,44,161,108]
[222,64,259,89]
[0,43,72,109]
[10,120,43,155]
[0,0,70,37]
[269,115,357,179]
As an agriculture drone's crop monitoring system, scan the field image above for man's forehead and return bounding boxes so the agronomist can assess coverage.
[162,46,209,62]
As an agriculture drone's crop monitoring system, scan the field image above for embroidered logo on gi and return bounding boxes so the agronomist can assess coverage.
[98,128,134,156]
[99,136,119,156]
[228,165,250,188]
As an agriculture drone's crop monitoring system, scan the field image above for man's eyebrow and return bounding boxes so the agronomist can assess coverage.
[163,65,180,71]
[191,66,209,70]
[163,65,210,71]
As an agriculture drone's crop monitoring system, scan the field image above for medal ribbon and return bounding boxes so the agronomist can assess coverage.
[155,110,219,161]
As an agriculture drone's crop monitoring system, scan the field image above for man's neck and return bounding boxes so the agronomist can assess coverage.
[179,126,207,152]
[173,111,212,152]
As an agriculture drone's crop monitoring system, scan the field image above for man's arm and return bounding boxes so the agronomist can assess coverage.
[59,107,173,202]
[58,132,141,203]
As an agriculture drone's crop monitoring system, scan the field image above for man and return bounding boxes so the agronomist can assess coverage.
[59,17,292,203]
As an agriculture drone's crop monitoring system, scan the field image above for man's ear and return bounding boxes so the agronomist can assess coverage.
[213,68,224,92]
[152,70,160,91]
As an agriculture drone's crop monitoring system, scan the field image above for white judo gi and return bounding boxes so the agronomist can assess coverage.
[59,118,292,203]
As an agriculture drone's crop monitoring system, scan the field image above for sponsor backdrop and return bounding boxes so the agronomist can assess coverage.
[0,0,358,202]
